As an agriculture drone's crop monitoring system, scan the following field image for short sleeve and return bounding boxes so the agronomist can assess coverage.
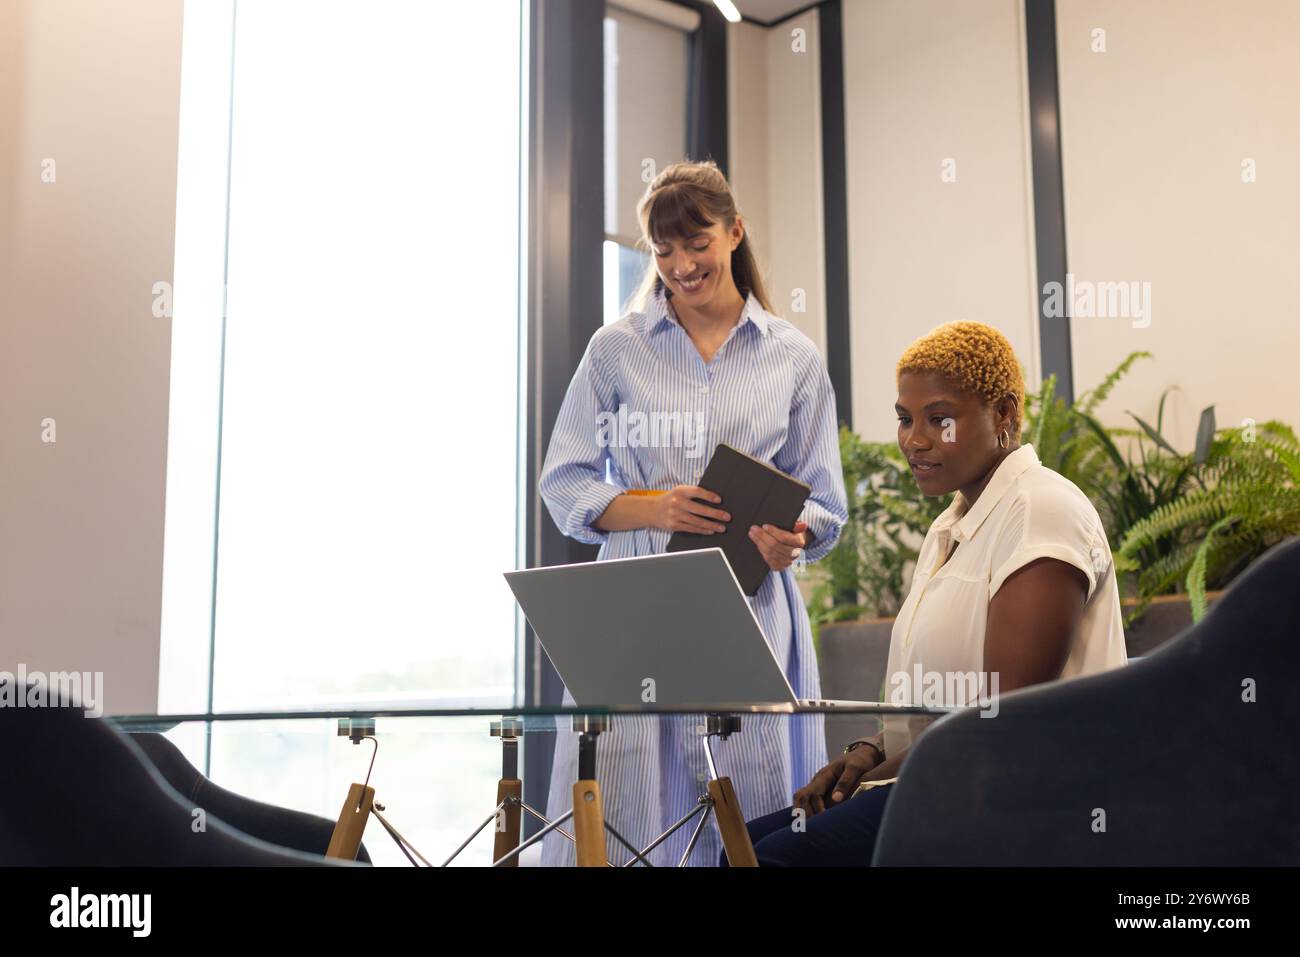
[988,485,1112,603]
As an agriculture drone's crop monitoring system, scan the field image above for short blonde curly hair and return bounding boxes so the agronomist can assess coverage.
[896,321,1026,438]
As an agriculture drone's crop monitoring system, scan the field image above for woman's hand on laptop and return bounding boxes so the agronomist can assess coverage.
[793,743,882,816]
[750,521,809,572]
[654,485,730,534]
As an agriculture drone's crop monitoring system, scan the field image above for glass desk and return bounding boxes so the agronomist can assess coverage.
[108,704,948,867]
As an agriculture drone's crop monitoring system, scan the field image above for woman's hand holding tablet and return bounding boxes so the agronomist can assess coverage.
[749,521,809,573]
[645,485,731,535]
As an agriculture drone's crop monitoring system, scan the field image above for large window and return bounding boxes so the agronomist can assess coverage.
[161,0,526,866]
[162,0,526,716]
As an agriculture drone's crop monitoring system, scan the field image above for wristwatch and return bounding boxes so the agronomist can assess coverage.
[843,739,884,762]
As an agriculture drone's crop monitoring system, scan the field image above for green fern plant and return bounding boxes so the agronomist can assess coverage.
[1023,352,1181,549]
[1116,420,1300,621]
[1022,352,1152,475]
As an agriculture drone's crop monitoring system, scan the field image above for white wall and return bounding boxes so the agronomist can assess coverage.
[727,20,772,293]
[843,0,1041,442]
[1056,0,1300,449]
[728,9,827,353]
[0,0,183,714]
[838,0,1300,446]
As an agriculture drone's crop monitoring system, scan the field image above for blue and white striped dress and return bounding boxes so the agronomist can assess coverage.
[537,287,848,866]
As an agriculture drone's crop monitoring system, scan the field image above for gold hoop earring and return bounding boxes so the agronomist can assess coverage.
[998,428,1010,449]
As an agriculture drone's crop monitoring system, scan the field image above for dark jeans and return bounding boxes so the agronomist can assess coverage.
[719,784,895,867]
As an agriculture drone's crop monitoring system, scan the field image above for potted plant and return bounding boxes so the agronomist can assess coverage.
[1030,352,1300,641]
[1022,352,1223,651]
[1114,415,1300,629]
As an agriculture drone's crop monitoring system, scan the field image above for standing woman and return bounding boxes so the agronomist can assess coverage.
[537,160,848,866]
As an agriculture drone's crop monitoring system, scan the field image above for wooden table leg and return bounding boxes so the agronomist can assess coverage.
[572,779,607,867]
[327,782,375,861]
[571,718,610,867]
[493,778,523,866]
[709,776,758,867]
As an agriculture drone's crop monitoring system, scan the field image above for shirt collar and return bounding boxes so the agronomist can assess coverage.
[648,285,769,337]
[932,443,1040,544]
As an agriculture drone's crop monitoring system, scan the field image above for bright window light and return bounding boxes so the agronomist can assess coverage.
[163,0,525,715]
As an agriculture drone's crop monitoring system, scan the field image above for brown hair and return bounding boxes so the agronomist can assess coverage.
[626,160,773,315]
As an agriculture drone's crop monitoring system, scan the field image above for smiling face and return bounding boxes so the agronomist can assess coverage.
[896,370,1016,497]
[652,217,743,308]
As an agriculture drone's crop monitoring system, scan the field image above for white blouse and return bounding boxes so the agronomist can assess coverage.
[881,443,1128,756]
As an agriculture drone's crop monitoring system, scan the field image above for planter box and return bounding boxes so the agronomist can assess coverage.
[818,618,895,755]
[1122,592,1222,657]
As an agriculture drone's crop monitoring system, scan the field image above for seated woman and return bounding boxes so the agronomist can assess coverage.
[726,321,1129,866]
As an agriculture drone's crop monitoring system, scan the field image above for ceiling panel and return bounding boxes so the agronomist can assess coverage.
[734,0,816,26]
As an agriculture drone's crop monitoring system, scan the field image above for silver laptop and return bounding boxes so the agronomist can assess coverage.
[504,548,881,709]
